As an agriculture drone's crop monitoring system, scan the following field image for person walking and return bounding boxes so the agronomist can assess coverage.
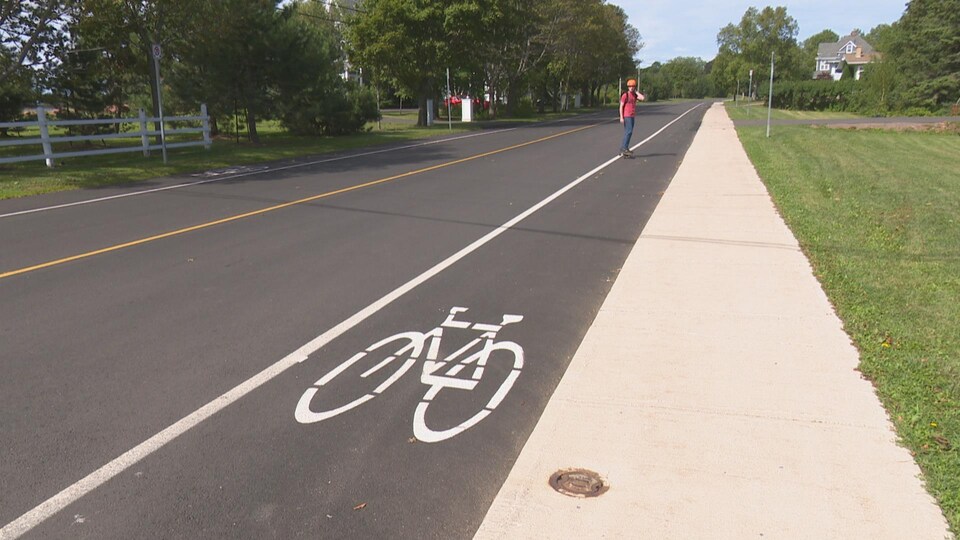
[619,79,646,157]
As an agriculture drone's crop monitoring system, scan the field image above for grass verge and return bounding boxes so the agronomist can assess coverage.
[732,106,960,531]
[725,101,863,121]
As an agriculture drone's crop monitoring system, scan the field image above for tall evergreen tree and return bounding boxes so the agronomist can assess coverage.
[887,0,960,109]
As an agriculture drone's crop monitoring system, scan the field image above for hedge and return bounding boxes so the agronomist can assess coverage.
[757,79,862,111]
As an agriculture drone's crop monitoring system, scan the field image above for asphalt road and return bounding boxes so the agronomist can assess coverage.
[0,101,708,539]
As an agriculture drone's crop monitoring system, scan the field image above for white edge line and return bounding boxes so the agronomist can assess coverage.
[0,103,701,540]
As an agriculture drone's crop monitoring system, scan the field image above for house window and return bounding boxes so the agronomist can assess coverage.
[846,43,854,53]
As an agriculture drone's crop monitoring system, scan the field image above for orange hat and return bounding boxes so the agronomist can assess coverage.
[626,78,637,86]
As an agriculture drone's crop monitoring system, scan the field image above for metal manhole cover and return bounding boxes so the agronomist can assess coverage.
[548,468,608,498]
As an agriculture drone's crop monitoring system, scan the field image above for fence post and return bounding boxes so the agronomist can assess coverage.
[139,108,151,156]
[201,103,211,150]
[37,105,55,168]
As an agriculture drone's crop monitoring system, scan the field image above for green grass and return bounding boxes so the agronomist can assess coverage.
[732,108,960,531]
[725,100,862,121]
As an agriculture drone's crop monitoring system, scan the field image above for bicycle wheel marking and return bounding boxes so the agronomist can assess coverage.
[362,356,397,378]
[295,306,525,443]
[374,359,416,394]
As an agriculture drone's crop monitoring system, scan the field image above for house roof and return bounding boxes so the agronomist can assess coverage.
[816,31,876,59]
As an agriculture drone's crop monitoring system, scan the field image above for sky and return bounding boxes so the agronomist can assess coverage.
[614,1,909,66]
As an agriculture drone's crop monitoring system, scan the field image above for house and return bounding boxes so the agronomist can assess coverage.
[328,0,361,83]
[814,30,880,81]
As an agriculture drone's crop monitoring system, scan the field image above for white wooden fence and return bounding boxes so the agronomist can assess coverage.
[0,104,211,167]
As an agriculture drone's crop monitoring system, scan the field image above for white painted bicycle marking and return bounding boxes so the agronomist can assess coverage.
[295,306,525,443]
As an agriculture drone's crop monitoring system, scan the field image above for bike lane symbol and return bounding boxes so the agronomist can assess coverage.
[295,307,524,443]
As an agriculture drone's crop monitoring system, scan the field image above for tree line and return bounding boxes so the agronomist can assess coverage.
[0,0,642,137]
[642,1,958,114]
[1,0,383,141]
[346,0,640,125]
[4,0,953,137]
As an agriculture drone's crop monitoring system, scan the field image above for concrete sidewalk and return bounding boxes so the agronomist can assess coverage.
[474,103,952,539]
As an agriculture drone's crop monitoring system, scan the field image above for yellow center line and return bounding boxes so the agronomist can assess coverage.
[1,122,601,280]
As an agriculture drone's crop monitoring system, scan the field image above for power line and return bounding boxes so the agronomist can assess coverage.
[293,11,346,24]
[320,0,366,14]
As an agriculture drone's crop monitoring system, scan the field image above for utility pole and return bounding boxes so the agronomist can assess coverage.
[151,43,167,164]
[766,52,775,138]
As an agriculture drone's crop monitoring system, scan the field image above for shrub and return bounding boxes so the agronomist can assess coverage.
[757,79,862,111]
[280,83,380,136]
[511,98,536,118]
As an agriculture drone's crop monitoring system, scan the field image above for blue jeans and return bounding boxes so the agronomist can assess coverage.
[620,116,635,151]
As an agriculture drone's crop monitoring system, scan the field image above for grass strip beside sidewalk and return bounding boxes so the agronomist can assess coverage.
[734,115,960,531]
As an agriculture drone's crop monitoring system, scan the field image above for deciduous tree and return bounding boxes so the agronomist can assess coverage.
[712,6,804,95]
[346,0,455,126]
[0,0,75,79]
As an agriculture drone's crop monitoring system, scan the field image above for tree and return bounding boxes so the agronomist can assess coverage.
[468,0,548,118]
[0,0,75,79]
[532,0,639,111]
[583,3,640,106]
[0,49,32,126]
[712,6,805,95]
[171,0,295,143]
[638,61,670,101]
[864,23,896,52]
[74,0,203,139]
[347,0,456,126]
[275,0,379,135]
[44,3,143,125]
[660,57,709,98]
[886,0,960,109]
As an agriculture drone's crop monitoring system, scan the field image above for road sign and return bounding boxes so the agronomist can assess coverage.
[152,44,162,60]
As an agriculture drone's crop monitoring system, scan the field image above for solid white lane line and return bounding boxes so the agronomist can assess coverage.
[0,103,701,540]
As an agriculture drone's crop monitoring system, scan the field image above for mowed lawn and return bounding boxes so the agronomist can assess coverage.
[726,101,864,121]
[733,109,960,531]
